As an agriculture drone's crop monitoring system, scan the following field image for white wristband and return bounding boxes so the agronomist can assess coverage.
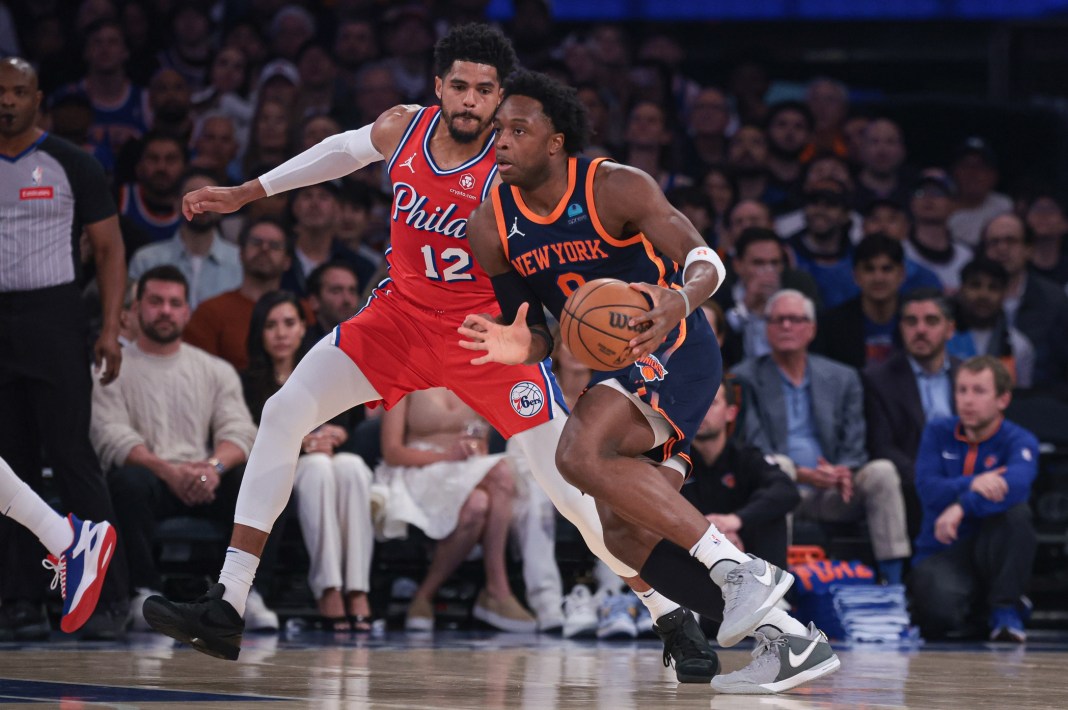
[683,246,726,297]
[676,288,691,316]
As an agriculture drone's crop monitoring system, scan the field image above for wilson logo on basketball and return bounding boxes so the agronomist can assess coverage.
[608,312,651,333]
[636,355,668,382]
[509,381,545,417]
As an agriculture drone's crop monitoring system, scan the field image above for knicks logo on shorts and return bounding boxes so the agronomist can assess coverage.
[636,355,668,383]
[509,381,545,418]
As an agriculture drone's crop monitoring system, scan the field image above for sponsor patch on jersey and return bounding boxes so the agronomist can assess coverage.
[20,187,54,200]
[459,172,476,190]
[509,381,545,418]
[567,202,588,225]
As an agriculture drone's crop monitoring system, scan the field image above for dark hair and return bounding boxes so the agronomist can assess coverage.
[139,130,188,161]
[84,18,124,42]
[960,256,1009,288]
[433,23,517,82]
[137,264,188,301]
[734,227,782,259]
[852,232,904,268]
[666,186,712,214]
[178,166,220,192]
[237,215,292,256]
[764,100,815,132]
[958,355,1013,396]
[502,70,590,154]
[246,290,307,374]
[900,287,953,320]
[244,291,308,421]
[306,259,360,299]
[724,197,769,228]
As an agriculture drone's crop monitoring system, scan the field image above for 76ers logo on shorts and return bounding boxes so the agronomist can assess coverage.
[510,381,545,418]
[459,173,476,190]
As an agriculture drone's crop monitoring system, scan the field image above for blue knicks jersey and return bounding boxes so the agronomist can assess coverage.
[490,156,680,318]
[490,156,721,473]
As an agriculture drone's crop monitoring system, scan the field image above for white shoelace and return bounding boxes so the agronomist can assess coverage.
[42,556,66,598]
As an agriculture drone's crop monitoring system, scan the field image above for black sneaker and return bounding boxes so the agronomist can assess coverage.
[654,607,720,683]
[142,583,244,660]
[0,600,51,641]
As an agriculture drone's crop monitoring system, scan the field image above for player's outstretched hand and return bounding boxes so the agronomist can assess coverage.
[458,302,533,366]
[625,283,687,359]
[182,181,262,219]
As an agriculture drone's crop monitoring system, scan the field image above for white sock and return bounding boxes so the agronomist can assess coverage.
[635,589,680,623]
[756,607,808,639]
[219,547,259,616]
[0,458,73,557]
[688,523,746,584]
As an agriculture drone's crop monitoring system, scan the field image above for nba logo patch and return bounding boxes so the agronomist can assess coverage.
[459,173,476,190]
[31,166,43,186]
[509,381,545,418]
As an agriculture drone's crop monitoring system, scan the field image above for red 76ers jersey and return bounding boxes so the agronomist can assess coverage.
[384,106,500,315]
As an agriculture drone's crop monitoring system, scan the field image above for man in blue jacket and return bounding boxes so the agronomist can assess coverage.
[909,355,1038,642]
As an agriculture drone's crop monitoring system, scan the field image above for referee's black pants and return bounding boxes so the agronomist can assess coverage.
[0,283,130,608]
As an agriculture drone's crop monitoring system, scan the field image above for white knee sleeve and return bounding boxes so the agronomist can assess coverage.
[511,413,638,578]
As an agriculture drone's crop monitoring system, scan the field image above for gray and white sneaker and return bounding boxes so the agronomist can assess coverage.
[716,555,794,648]
[711,623,840,695]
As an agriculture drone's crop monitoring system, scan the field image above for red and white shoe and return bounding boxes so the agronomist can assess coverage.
[42,514,117,633]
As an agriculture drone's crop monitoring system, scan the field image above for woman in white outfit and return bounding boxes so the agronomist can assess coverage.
[376,387,536,633]
[241,291,374,631]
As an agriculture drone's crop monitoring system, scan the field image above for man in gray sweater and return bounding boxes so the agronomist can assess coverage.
[90,265,259,629]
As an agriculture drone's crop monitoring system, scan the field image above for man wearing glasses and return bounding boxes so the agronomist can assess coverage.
[184,216,294,371]
[731,289,912,584]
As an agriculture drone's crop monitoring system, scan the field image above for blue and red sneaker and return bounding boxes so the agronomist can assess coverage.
[42,514,117,633]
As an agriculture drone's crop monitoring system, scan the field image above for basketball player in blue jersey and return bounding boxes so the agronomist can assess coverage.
[460,71,840,694]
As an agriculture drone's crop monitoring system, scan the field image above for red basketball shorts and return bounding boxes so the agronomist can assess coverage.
[334,287,565,438]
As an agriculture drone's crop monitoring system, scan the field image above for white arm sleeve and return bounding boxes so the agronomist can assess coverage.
[257,124,384,196]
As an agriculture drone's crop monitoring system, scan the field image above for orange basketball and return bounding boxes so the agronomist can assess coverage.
[559,278,651,371]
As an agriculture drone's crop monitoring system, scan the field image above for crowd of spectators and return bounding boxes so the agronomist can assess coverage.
[1,0,1064,644]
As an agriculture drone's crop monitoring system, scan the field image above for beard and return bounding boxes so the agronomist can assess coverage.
[140,318,182,344]
[768,141,805,161]
[443,109,486,144]
[186,212,221,233]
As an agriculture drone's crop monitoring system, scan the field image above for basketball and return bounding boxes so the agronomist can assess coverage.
[559,278,651,371]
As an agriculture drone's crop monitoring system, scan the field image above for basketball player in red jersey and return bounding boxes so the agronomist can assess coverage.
[141,25,715,680]
[460,71,839,694]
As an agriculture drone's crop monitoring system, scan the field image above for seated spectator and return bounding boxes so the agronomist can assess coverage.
[1022,190,1068,286]
[774,153,864,245]
[622,100,691,193]
[128,169,242,309]
[860,198,944,293]
[909,356,1038,642]
[301,261,361,350]
[980,212,1068,386]
[680,87,730,181]
[280,182,377,298]
[700,165,739,247]
[727,124,787,209]
[118,131,186,244]
[667,186,716,247]
[904,168,973,292]
[764,100,813,196]
[88,266,272,630]
[376,388,536,633]
[947,137,1013,249]
[189,112,242,187]
[184,216,293,371]
[947,258,1035,388]
[815,233,905,370]
[853,118,915,213]
[700,298,727,350]
[720,228,788,366]
[681,382,800,570]
[242,291,374,632]
[732,289,911,583]
[787,177,859,308]
[864,288,961,538]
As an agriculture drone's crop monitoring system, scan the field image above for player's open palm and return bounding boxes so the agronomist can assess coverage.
[183,185,246,219]
[458,303,533,366]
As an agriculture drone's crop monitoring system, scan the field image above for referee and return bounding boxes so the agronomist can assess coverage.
[0,57,129,638]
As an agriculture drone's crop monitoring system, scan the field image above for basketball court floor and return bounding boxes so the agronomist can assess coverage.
[2,630,1067,708]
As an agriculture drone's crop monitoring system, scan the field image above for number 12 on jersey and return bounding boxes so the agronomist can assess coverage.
[421,245,475,282]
